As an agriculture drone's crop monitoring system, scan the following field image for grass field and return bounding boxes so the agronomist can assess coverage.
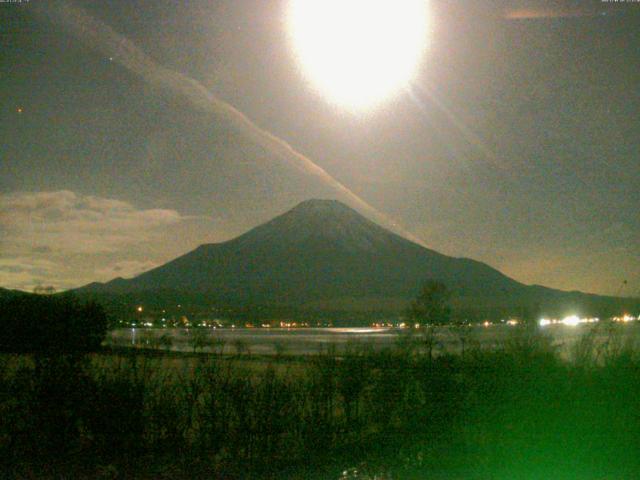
[1,323,640,479]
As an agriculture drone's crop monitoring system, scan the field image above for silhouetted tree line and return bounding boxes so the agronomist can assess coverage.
[2,324,640,478]
[0,293,108,354]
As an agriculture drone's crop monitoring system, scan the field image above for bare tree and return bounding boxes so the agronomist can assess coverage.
[408,280,452,326]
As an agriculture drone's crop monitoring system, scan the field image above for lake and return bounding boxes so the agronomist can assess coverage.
[106,322,640,358]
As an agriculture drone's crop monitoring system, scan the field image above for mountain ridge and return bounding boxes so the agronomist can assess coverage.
[77,199,638,318]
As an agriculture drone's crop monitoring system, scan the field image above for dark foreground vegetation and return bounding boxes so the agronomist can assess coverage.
[0,293,107,354]
[1,322,639,479]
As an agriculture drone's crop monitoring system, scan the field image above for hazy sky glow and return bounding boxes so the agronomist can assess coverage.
[1,0,638,296]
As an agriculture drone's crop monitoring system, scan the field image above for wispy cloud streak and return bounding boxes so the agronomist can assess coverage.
[504,7,602,20]
[34,0,426,247]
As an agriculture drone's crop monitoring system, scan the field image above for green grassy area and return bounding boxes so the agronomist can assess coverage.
[1,324,639,479]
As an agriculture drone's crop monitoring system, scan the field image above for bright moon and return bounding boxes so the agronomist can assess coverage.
[287,0,429,110]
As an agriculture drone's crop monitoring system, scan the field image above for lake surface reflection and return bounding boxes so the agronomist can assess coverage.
[107,322,640,357]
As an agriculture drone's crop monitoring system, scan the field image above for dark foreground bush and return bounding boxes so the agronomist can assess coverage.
[0,293,107,354]
[1,327,639,479]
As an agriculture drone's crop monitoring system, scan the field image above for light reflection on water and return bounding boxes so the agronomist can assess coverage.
[107,323,640,357]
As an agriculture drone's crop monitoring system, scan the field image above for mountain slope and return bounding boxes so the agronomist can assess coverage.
[0,287,31,299]
[78,199,638,317]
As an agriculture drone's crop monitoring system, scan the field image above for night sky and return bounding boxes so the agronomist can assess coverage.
[1,0,638,296]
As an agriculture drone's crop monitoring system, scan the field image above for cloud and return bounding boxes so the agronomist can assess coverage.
[504,7,599,20]
[0,191,209,291]
[95,260,159,280]
[0,190,185,254]
[0,257,58,275]
[0,257,60,291]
